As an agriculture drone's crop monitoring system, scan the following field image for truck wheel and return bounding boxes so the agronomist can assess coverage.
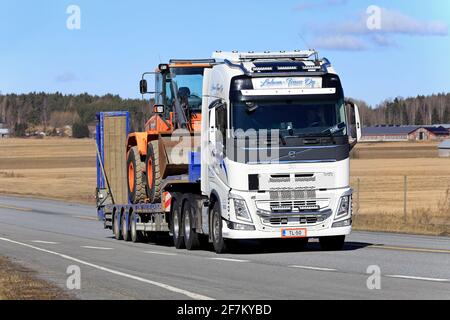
[130,211,143,243]
[113,211,122,240]
[319,236,345,251]
[121,212,130,242]
[183,196,200,250]
[211,201,228,254]
[171,195,185,249]
[146,141,162,203]
[127,146,146,204]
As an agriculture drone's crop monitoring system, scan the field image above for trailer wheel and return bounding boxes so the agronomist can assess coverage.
[113,211,122,240]
[319,236,345,251]
[146,141,162,203]
[127,146,146,204]
[130,211,143,243]
[171,195,185,249]
[211,201,228,254]
[121,212,130,242]
[183,196,200,250]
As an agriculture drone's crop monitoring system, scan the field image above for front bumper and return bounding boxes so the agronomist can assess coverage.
[223,224,352,240]
[224,187,353,240]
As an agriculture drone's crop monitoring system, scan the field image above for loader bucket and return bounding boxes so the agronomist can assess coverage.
[158,134,201,179]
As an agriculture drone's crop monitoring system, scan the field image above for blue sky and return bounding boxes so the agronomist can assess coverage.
[0,0,449,106]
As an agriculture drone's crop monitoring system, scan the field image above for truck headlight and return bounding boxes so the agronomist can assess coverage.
[233,198,253,223]
[336,196,350,217]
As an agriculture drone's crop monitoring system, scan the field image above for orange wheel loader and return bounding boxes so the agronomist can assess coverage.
[126,59,215,204]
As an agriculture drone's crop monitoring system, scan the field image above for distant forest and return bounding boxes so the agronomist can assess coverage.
[1,92,450,137]
[352,93,450,127]
[0,93,153,137]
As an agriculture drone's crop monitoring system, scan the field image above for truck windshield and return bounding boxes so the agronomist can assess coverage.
[232,99,347,137]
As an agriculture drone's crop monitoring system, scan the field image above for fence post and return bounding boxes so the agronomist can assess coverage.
[357,178,360,215]
[403,175,408,222]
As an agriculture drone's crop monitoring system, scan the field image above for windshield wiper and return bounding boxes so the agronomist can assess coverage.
[320,122,346,144]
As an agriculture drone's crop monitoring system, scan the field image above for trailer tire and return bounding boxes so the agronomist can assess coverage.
[121,212,130,242]
[211,201,228,254]
[171,195,185,249]
[113,211,122,240]
[127,146,146,204]
[146,141,161,203]
[130,211,143,243]
[319,236,345,251]
[182,196,200,251]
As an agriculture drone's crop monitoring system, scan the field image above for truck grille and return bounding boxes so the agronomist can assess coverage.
[270,200,319,213]
[270,189,316,200]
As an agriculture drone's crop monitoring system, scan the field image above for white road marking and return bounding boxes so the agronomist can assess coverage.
[289,265,337,272]
[144,251,178,256]
[31,240,59,245]
[74,216,98,221]
[386,275,450,283]
[210,258,249,263]
[81,246,114,250]
[0,237,213,300]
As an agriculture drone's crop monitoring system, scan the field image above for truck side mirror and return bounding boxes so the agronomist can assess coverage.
[345,100,362,150]
[140,79,148,94]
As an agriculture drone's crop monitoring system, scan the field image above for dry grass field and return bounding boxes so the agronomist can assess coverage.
[0,256,73,300]
[0,138,449,235]
[0,138,96,204]
[350,142,450,236]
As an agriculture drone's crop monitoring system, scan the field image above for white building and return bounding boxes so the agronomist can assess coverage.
[438,140,450,158]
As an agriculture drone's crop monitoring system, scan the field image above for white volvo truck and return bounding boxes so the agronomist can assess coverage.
[96,50,361,254]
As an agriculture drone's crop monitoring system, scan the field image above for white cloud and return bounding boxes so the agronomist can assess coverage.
[305,7,448,51]
[310,35,366,51]
[317,8,448,36]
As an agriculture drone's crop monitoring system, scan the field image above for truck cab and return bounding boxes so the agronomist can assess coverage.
[201,51,361,252]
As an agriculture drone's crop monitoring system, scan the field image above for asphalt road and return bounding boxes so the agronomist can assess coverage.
[0,195,449,300]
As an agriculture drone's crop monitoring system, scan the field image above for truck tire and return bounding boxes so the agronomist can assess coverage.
[127,146,146,204]
[121,212,130,242]
[146,141,161,203]
[211,201,228,254]
[113,211,122,240]
[319,236,345,251]
[130,211,143,243]
[182,196,200,250]
[171,194,185,249]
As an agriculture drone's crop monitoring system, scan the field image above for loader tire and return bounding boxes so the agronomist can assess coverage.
[146,140,162,203]
[127,146,146,204]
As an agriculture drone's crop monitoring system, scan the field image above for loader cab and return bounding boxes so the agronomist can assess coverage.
[154,60,215,119]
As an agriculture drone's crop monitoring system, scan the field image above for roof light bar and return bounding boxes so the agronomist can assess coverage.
[213,50,317,62]
[241,88,336,96]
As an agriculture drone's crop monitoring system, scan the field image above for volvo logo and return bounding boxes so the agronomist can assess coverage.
[288,151,296,159]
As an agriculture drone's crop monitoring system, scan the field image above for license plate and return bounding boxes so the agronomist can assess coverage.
[281,228,307,238]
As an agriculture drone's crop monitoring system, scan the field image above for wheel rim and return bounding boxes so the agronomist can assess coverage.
[131,215,136,239]
[184,208,190,241]
[122,215,127,238]
[114,213,119,236]
[147,158,153,188]
[173,210,179,238]
[128,162,135,192]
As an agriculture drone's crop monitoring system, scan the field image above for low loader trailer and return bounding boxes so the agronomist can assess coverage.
[96,50,362,253]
